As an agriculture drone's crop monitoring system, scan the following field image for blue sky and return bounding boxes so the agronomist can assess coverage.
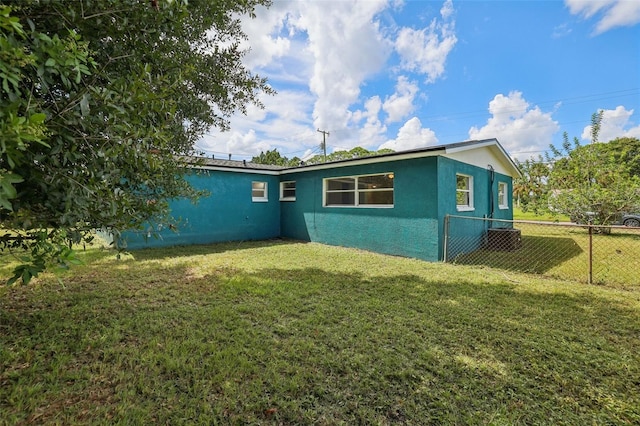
[197,0,640,161]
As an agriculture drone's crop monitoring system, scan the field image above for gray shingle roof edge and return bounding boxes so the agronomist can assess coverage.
[181,138,518,176]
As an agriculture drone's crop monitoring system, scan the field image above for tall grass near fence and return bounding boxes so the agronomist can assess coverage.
[445,216,640,287]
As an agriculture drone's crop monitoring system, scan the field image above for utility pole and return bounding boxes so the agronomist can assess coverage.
[317,128,329,162]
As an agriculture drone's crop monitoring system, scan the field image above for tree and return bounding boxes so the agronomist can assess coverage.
[588,136,640,178]
[547,112,640,226]
[251,147,394,167]
[305,146,394,165]
[1,0,272,284]
[513,155,551,212]
[251,149,301,167]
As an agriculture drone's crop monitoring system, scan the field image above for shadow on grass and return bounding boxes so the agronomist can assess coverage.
[2,253,639,424]
[1,239,302,283]
[451,235,583,274]
[127,238,305,261]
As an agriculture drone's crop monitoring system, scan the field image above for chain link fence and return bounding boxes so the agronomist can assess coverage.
[443,215,640,286]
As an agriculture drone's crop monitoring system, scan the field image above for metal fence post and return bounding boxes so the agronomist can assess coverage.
[443,215,450,262]
[588,226,593,284]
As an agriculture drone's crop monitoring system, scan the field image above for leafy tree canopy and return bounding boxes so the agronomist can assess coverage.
[251,146,394,167]
[1,0,272,283]
[552,136,640,180]
[545,112,640,225]
[251,149,301,167]
[304,147,394,165]
[513,155,551,213]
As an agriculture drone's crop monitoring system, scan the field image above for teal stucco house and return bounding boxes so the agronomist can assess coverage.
[123,138,520,262]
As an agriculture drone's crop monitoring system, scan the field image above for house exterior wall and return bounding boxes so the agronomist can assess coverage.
[280,157,443,261]
[119,144,515,262]
[122,169,281,249]
[437,157,514,219]
[437,157,514,259]
[279,156,513,262]
[492,173,514,221]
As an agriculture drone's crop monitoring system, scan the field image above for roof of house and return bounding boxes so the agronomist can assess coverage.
[188,157,285,171]
[188,138,521,178]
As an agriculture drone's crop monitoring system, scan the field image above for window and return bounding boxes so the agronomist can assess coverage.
[498,182,508,209]
[456,174,474,211]
[324,173,394,207]
[252,181,268,202]
[326,177,356,206]
[280,181,296,201]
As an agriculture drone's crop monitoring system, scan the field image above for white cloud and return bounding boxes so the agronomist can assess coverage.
[383,76,419,123]
[552,23,573,38]
[221,130,270,158]
[580,106,640,141]
[301,0,392,131]
[468,91,560,159]
[244,34,291,70]
[565,0,613,19]
[231,0,400,154]
[440,0,455,20]
[394,0,457,83]
[565,0,640,34]
[378,117,438,151]
[239,2,296,69]
[199,90,316,157]
[352,96,382,123]
[352,96,388,147]
[197,1,459,158]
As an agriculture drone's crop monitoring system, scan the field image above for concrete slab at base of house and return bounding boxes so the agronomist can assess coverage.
[121,138,519,262]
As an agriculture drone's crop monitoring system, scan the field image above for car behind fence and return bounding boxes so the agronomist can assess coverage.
[444,215,639,286]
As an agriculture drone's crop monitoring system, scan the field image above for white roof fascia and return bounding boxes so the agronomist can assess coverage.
[281,150,446,174]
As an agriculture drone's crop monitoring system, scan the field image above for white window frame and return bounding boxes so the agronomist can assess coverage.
[456,173,474,211]
[498,181,509,209]
[279,181,296,201]
[251,181,268,202]
[323,173,394,208]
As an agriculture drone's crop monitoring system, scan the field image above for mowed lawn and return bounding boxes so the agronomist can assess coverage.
[1,240,639,424]
[513,206,570,222]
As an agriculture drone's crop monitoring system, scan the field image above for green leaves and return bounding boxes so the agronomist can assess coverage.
[545,113,640,224]
[1,1,272,284]
[2,229,85,285]
[514,156,552,214]
[516,111,640,223]
[0,171,23,211]
[252,146,394,167]
[7,261,46,286]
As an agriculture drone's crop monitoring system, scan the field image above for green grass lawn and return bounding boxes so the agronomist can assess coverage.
[513,206,570,222]
[1,240,639,424]
[450,222,640,286]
